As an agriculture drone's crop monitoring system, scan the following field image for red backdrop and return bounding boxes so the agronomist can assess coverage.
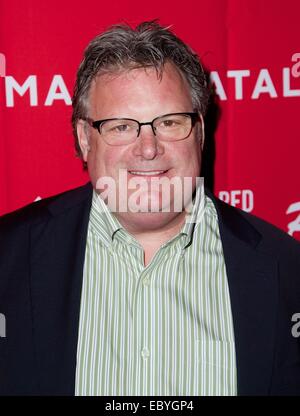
[0,0,299,240]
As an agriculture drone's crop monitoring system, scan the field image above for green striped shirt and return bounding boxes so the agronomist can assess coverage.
[75,181,237,396]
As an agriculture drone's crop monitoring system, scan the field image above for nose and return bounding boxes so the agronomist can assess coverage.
[132,125,164,160]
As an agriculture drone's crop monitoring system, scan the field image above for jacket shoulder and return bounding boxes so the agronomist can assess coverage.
[0,182,92,232]
[213,195,300,255]
[239,204,300,249]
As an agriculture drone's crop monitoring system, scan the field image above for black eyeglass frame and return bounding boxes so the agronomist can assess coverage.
[84,112,200,140]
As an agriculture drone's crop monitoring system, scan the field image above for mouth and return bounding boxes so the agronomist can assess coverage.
[128,169,169,177]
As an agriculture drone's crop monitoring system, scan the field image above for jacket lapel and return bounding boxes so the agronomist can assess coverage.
[29,183,93,395]
[210,194,279,395]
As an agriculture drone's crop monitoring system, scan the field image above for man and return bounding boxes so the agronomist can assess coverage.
[0,21,300,396]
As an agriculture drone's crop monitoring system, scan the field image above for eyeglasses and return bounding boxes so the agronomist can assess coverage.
[84,112,200,146]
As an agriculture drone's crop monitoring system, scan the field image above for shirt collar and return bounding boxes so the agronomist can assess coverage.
[179,177,206,248]
[89,190,123,247]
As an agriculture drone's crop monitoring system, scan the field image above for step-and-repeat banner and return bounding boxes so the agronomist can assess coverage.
[0,0,299,240]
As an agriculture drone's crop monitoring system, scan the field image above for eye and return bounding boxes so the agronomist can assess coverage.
[103,120,135,134]
[112,124,130,132]
[158,116,184,129]
[161,119,179,127]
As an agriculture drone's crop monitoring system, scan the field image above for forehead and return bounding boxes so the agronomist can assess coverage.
[88,62,193,115]
[93,60,189,85]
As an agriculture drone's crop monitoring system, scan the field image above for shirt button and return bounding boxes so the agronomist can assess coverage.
[141,348,150,359]
[142,278,150,287]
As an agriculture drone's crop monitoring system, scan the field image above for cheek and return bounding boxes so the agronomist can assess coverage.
[89,140,127,176]
[173,141,201,176]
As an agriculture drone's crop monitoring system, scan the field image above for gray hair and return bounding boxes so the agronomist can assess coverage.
[72,20,210,164]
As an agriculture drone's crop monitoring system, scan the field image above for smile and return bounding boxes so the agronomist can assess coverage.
[128,170,168,176]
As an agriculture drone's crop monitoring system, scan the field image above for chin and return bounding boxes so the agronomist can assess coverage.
[128,189,186,213]
[116,210,185,233]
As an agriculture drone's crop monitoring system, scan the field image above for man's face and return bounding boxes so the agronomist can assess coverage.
[77,62,203,233]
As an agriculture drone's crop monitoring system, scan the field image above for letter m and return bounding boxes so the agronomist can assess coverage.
[5,75,37,107]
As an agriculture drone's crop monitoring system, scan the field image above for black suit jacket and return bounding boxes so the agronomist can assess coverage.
[0,182,300,395]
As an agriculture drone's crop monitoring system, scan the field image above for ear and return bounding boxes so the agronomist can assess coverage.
[77,120,90,162]
[199,113,205,151]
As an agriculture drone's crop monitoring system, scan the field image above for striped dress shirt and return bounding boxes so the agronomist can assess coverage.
[75,181,237,395]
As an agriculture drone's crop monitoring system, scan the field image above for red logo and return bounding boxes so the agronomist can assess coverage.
[286,201,300,237]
